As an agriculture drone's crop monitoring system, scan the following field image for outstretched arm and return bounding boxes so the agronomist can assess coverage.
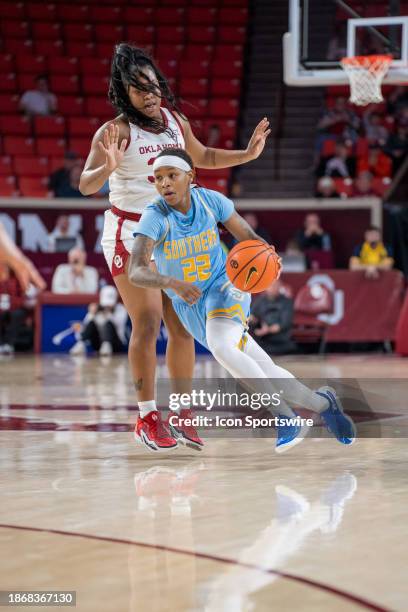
[181,116,271,169]
[128,235,202,305]
[223,211,267,243]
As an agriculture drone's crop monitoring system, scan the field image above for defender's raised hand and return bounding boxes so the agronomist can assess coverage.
[98,124,128,173]
[246,118,271,161]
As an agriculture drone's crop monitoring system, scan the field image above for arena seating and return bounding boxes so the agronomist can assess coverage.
[0,0,249,196]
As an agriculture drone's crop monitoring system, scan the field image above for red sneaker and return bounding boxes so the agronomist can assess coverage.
[134,411,178,452]
[168,408,204,451]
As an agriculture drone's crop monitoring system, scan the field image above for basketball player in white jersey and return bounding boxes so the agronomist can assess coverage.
[79,44,271,451]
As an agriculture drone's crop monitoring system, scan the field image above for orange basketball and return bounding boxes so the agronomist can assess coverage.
[226,239,281,293]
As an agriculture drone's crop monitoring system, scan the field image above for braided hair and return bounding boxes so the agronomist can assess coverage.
[109,43,185,135]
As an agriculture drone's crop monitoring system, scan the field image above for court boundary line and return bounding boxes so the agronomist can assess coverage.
[0,523,387,611]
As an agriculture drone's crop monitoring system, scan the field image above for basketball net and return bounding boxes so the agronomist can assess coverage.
[340,54,393,106]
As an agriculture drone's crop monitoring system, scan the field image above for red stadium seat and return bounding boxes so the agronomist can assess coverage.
[35,40,63,56]
[3,39,34,55]
[89,6,122,23]
[356,137,369,158]
[203,118,237,140]
[0,156,12,175]
[68,117,99,137]
[321,139,337,157]
[36,138,66,157]
[19,177,50,197]
[125,26,154,45]
[0,20,29,39]
[183,45,212,62]
[188,27,216,44]
[219,7,248,24]
[3,137,35,156]
[95,43,119,59]
[49,157,65,173]
[48,57,79,76]
[18,73,39,91]
[57,96,85,117]
[333,177,353,197]
[94,25,124,43]
[0,2,25,19]
[79,58,110,76]
[187,7,217,24]
[50,75,79,95]
[223,0,249,5]
[156,59,178,78]
[0,74,17,93]
[14,156,49,177]
[218,26,246,43]
[209,98,239,118]
[181,98,208,118]
[56,4,89,22]
[0,94,19,113]
[69,138,92,157]
[156,26,185,44]
[200,177,228,194]
[66,42,96,58]
[33,117,65,137]
[82,76,110,96]
[372,177,391,196]
[179,78,209,96]
[0,54,14,73]
[197,168,231,180]
[15,54,46,74]
[85,97,113,118]
[211,78,240,97]
[0,176,18,196]
[64,23,93,41]
[123,7,154,24]
[156,44,185,62]
[179,59,209,78]
[214,45,243,62]
[25,4,56,21]
[31,23,61,40]
[212,60,243,78]
[156,7,185,25]
[0,115,31,136]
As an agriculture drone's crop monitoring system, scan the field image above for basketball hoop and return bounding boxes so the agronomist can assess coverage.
[340,55,393,106]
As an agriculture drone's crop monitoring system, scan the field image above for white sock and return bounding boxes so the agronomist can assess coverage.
[206,318,328,414]
[138,400,157,418]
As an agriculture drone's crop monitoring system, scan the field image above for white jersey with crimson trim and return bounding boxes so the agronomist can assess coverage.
[108,107,185,213]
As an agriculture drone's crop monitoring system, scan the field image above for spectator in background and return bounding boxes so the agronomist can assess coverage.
[19,75,57,117]
[321,141,356,178]
[357,144,392,179]
[249,280,296,355]
[387,86,408,116]
[0,263,35,354]
[296,213,332,251]
[326,21,347,61]
[352,172,376,197]
[70,285,128,357]
[47,215,84,253]
[52,247,98,294]
[384,124,408,174]
[49,151,83,198]
[242,212,272,243]
[315,176,340,198]
[349,225,393,278]
[280,239,307,272]
[363,110,389,146]
[317,96,360,145]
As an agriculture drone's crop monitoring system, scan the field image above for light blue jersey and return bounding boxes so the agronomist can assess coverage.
[134,187,251,349]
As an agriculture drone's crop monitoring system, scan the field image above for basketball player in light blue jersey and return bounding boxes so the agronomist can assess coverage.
[129,148,356,453]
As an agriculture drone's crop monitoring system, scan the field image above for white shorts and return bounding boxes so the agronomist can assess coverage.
[101,208,143,277]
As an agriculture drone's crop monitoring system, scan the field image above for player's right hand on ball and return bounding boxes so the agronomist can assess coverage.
[171,279,202,305]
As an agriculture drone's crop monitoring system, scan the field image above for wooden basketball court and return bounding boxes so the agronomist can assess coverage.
[1,354,407,611]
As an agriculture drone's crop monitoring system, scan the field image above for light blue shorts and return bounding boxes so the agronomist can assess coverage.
[173,274,251,349]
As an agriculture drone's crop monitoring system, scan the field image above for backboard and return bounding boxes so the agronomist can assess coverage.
[283,0,408,86]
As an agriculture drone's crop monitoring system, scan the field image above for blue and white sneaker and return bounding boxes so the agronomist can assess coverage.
[275,412,310,454]
[316,386,356,445]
